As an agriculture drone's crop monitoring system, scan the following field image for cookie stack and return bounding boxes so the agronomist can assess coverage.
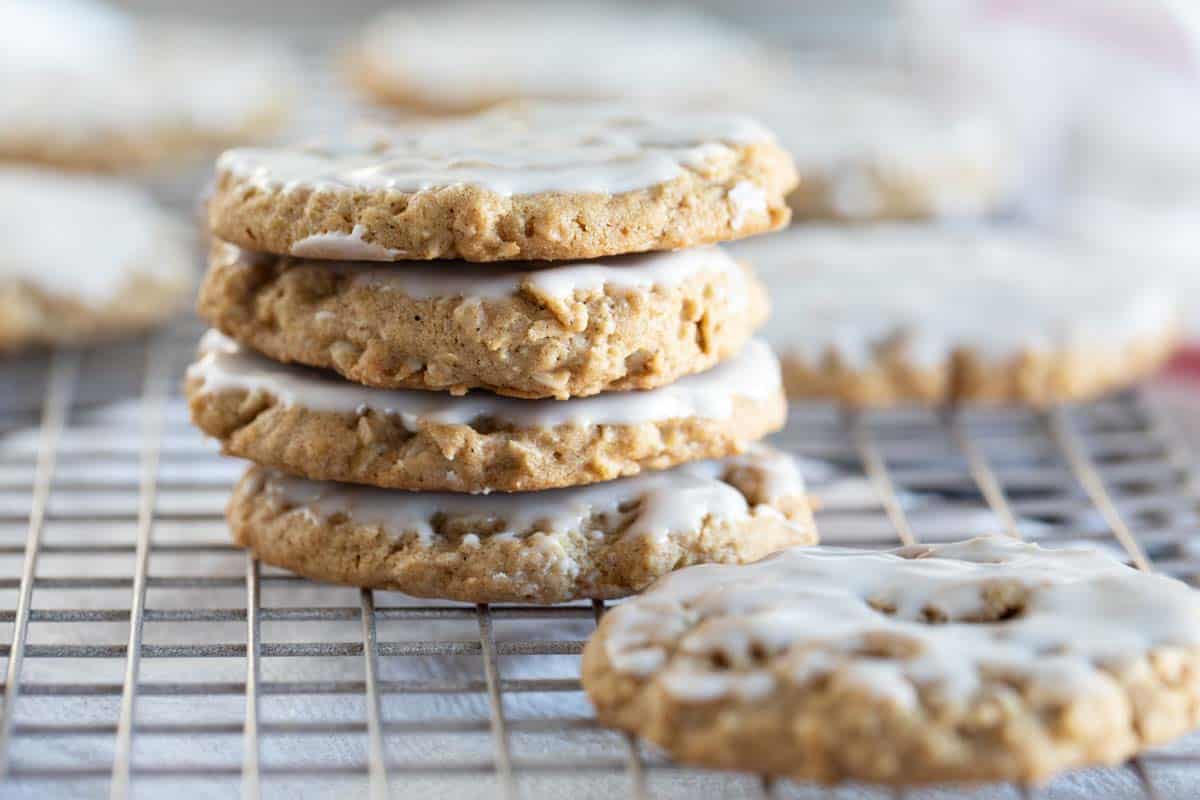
[187,102,817,603]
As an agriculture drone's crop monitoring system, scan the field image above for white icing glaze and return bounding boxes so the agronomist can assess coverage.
[728,225,1178,368]
[189,332,779,429]
[751,65,1008,218]
[1075,70,1200,205]
[289,224,407,260]
[0,0,134,76]
[604,536,1200,706]
[1066,196,1200,337]
[0,1,294,147]
[222,240,747,303]
[252,445,805,546]
[355,2,770,109]
[0,166,190,302]
[218,102,775,197]
[728,181,767,230]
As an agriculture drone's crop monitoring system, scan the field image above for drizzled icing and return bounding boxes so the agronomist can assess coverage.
[220,240,748,302]
[354,2,770,110]
[603,537,1200,706]
[189,332,779,429]
[752,64,1007,218]
[0,166,189,302]
[250,445,805,546]
[729,225,1177,368]
[217,102,775,197]
[289,224,407,260]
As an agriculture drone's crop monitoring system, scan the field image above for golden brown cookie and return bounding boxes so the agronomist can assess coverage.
[583,537,1200,785]
[187,331,785,493]
[208,102,796,262]
[197,241,768,399]
[227,445,817,603]
[0,167,192,352]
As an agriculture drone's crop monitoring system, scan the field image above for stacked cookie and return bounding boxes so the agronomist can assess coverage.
[188,102,817,603]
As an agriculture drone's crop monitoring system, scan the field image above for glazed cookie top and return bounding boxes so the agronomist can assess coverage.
[212,101,795,261]
[0,166,191,302]
[351,2,772,111]
[0,0,294,169]
[730,225,1178,367]
[190,331,780,428]
[249,445,806,543]
[219,102,776,200]
[599,536,1200,705]
[756,65,1008,219]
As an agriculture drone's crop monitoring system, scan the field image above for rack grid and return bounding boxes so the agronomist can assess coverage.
[2,317,1199,800]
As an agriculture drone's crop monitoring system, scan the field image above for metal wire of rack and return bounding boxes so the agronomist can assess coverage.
[1,317,1199,800]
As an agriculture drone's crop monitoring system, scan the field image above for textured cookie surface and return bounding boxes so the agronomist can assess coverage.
[198,241,768,398]
[209,102,796,262]
[188,331,785,492]
[227,446,816,603]
[730,225,1179,407]
[0,167,192,351]
[349,2,771,113]
[583,536,1200,785]
[0,1,294,172]
[754,66,1009,221]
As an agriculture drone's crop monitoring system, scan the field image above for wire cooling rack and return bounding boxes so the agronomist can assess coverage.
[1,317,1199,800]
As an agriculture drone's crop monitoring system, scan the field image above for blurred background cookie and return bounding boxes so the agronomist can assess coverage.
[348,1,775,113]
[731,224,1180,406]
[0,0,297,174]
[0,166,192,352]
[755,63,1012,221]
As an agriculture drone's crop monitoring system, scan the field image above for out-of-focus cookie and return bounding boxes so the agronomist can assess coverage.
[226,446,816,603]
[209,102,796,262]
[758,65,1009,221]
[187,331,785,493]
[1066,196,1200,338]
[197,241,767,399]
[348,2,772,113]
[730,225,1179,407]
[0,167,192,351]
[0,0,295,173]
[583,536,1200,785]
